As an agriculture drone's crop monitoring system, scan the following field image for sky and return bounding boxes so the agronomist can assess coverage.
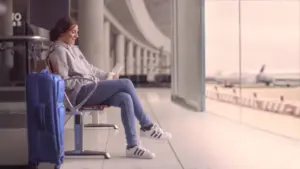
[205,0,300,76]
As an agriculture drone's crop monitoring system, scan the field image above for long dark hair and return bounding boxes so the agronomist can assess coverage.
[49,16,77,41]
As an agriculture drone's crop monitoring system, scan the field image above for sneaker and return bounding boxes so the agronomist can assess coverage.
[126,145,155,159]
[140,123,172,141]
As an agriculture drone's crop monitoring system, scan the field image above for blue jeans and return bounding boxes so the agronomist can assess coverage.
[76,78,153,147]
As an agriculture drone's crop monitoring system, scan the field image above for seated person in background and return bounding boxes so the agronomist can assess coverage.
[48,17,171,159]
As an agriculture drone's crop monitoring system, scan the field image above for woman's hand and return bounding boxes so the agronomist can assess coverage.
[107,72,119,80]
[112,73,119,79]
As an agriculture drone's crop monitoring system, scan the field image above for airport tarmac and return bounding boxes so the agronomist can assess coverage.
[206,84,300,103]
[206,84,300,140]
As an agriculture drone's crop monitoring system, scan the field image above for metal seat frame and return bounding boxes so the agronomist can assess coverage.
[79,106,118,129]
[63,78,120,159]
[47,59,118,159]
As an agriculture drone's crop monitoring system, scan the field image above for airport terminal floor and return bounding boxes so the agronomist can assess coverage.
[41,89,300,169]
[1,88,299,169]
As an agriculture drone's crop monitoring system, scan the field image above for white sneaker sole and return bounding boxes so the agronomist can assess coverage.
[126,153,156,159]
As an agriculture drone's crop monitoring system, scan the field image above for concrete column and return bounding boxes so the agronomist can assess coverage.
[0,0,12,36]
[0,2,7,16]
[0,0,13,84]
[142,49,148,75]
[147,52,156,81]
[116,34,125,75]
[159,47,170,74]
[126,41,134,75]
[135,46,141,75]
[148,52,154,73]
[78,0,109,71]
[155,52,160,74]
[110,49,115,70]
[171,0,178,95]
[0,0,13,59]
[171,0,205,111]
[166,55,171,74]
[104,20,111,71]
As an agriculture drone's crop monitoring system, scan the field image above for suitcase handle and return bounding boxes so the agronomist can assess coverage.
[41,69,49,74]
[36,104,46,130]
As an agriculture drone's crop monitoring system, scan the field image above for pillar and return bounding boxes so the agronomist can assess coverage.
[166,54,171,74]
[155,52,160,74]
[0,0,12,36]
[147,52,155,81]
[0,0,13,85]
[159,47,170,74]
[126,41,134,75]
[104,20,111,71]
[171,0,205,111]
[110,49,115,70]
[78,0,108,71]
[142,49,148,75]
[116,34,125,75]
[148,52,154,73]
[135,46,141,75]
[0,2,7,16]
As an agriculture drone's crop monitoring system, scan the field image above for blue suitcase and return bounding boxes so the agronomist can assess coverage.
[26,69,65,169]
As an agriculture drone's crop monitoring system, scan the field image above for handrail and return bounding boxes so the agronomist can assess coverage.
[0,36,49,43]
[0,36,50,74]
[0,36,50,55]
[104,6,160,54]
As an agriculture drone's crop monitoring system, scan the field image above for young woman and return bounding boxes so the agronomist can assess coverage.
[48,17,171,159]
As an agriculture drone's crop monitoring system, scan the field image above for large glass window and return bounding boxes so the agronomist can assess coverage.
[205,0,241,121]
[0,0,29,103]
[240,0,300,139]
[205,0,300,140]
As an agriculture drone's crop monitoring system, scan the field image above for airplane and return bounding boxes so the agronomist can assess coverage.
[263,72,300,87]
[214,64,300,88]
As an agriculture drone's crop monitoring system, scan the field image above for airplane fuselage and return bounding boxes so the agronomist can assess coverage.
[213,65,300,88]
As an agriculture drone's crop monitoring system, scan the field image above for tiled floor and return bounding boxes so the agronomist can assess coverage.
[59,88,300,169]
[62,89,182,169]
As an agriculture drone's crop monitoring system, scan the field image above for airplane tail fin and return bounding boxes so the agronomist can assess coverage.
[259,64,265,74]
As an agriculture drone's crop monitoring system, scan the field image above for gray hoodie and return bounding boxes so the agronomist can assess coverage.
[48,41,108,105]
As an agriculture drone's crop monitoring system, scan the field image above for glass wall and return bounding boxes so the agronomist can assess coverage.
[205,0,300,140]
[205,0,241,120]
[0,0,29,103]
[0,0,58,102]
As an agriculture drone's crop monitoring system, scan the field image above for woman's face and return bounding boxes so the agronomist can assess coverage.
[61,25,79,45]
